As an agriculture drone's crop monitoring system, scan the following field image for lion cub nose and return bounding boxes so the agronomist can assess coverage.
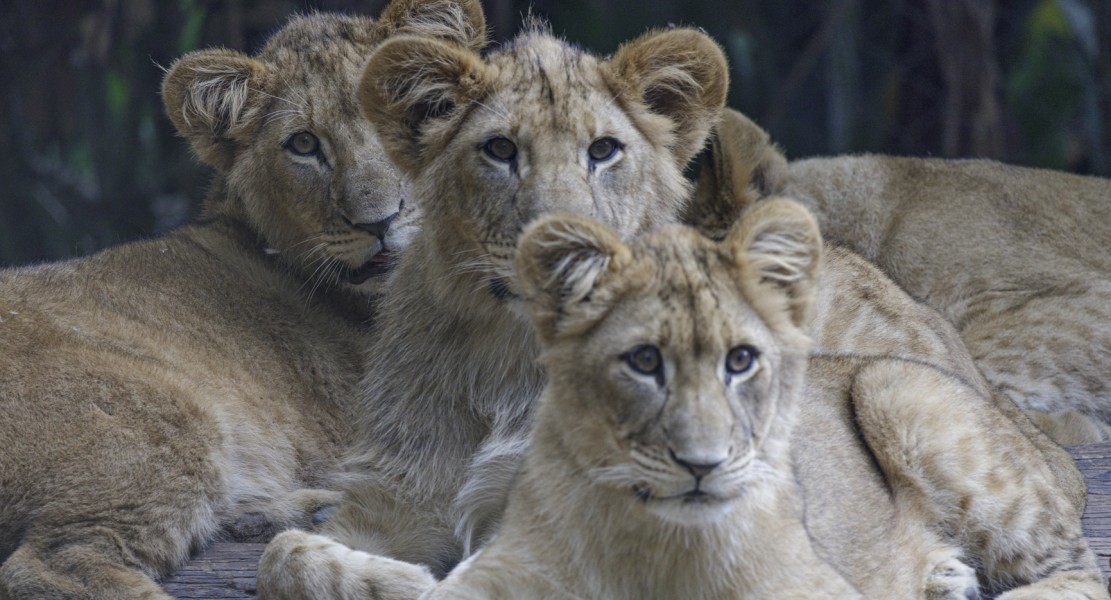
[354,212,399,240]
[670,450,725,479]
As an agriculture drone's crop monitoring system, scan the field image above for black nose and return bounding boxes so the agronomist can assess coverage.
[671,451,724,479]
[353,211,399,240]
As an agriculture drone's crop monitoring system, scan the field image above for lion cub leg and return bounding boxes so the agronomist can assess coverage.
[852,359,1106,599]
[0,537,173,600]
[257,530,435,600]
[224,489,344,542]
[924,547,980,600]
[958,281,1111,444]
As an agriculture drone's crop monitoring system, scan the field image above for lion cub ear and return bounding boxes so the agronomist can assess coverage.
[683,108,789,239]
[604,28,729,167]
[376,0,487,51]
[359,36,488,176]
[727,197,822,327]
[162,49,274,172]
[516,214,633,342]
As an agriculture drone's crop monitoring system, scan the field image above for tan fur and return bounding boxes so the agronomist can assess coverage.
[258,25,1100,599]
[423,204,1104,600]
[689,108,1089,509]
[0,2,486,598]
[695,108,1111,444]
[257,26,730,599]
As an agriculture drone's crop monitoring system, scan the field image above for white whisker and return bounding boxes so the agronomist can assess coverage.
[295,242,329,266]
[299,253,336,302]
[264,108,304,124]
[469,97,511,121]
[252,87,305,109]
[284,85,309,109]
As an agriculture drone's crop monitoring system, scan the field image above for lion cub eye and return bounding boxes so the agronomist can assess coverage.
[483,137,518,162]
[587,137,621,162]
[725,345,759,376]
[286,132,320,156]
[624,345,663,376]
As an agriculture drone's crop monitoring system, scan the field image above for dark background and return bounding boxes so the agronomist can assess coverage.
[1,0,1108,267]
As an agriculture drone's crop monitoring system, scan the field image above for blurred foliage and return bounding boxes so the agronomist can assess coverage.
[0,0,1108,266]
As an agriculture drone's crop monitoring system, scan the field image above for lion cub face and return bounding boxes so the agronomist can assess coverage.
[517,199,822,525]
[163,1,486,288]
[359,26,728,302]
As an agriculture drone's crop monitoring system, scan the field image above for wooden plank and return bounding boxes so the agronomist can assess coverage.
[163,443,1111,598]
[162,543,265,599]
[1074,442,1111,579]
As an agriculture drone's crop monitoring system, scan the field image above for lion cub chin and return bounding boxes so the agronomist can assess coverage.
[423,200,1103,600]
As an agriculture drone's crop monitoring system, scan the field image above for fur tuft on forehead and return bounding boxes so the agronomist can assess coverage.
[259,13,379,57]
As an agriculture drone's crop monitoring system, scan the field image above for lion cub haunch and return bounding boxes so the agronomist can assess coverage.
[787,153,1111,442]
[427,202,1104,600]
[688,108,1088,509]
[0,1,486,599]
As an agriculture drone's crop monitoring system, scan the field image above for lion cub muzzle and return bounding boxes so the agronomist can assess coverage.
[342,210,402,283]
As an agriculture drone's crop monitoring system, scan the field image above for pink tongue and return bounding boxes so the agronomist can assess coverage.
[370,251,392,263]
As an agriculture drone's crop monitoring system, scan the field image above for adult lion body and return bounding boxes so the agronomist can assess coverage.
[0,2,485,598]
[423,205,1103,599]
[698,108,1111,444]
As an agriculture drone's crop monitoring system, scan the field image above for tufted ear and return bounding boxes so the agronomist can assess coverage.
[604,28,729,167]
[162,49,275,171]
[726,197,822,327]
[376,0,487,51]
[359,36,488,176]
[683,108,789,239]
[517,213,633,343]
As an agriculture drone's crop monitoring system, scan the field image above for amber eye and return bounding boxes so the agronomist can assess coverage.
[287,131,320,156]
[625,345,662,376]
[588,137,620,162]
[483,137,517,162]
[725,345,759,376]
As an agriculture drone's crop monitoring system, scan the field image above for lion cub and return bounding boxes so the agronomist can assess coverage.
[690,107,1111,444]
[0,1,484,598]
[425,201,1104,600]
[257,24,731,599]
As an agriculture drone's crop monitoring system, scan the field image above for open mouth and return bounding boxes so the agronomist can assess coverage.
[344,250,394,284]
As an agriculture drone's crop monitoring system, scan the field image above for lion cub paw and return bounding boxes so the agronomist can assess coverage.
[925,552,980,600]
[286,488,344,529]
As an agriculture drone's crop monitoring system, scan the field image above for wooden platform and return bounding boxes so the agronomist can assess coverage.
[1071,443,1111,575]
[162,443,1111,599]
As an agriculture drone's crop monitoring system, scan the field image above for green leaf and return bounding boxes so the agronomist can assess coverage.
[178,0,206,54]
[105,70,130,122]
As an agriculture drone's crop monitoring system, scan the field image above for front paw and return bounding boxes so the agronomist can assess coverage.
[925,552,979,600]
[286,488,344,530]
[258,530,436,600]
